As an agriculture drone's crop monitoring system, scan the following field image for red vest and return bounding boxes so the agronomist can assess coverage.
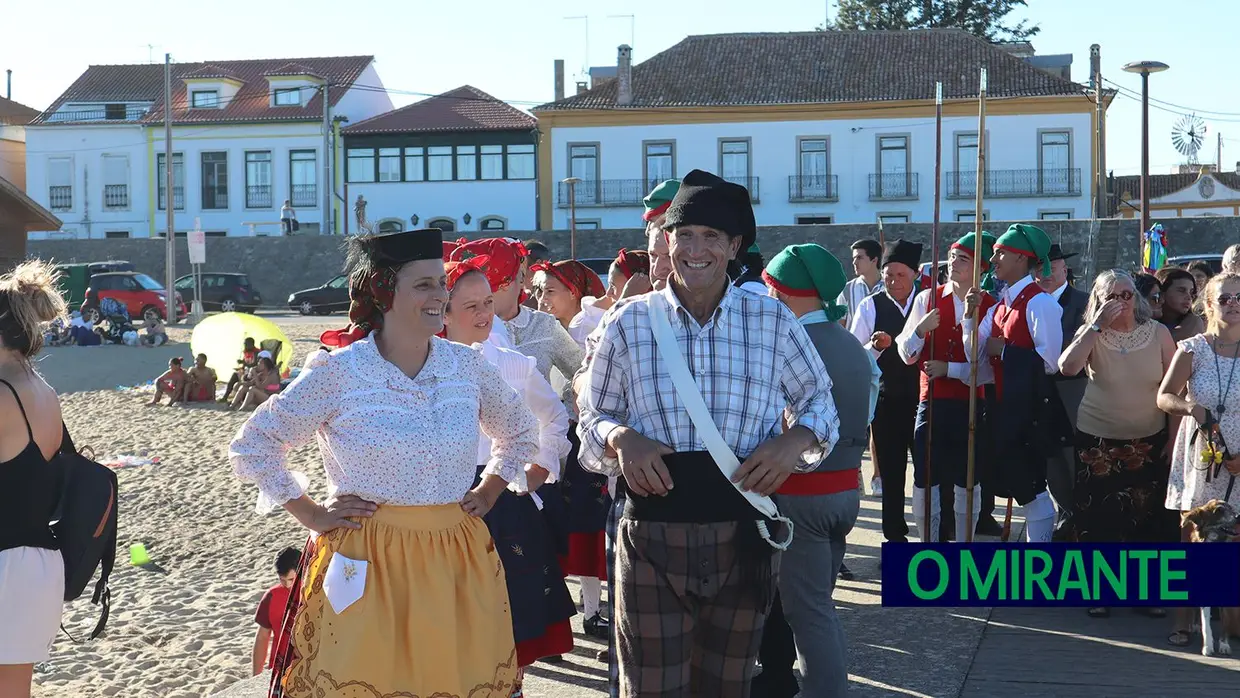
[989,282,1044,398]
[918,287,996,402]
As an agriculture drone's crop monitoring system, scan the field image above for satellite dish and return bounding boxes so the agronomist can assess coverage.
[1172,113,1207,164]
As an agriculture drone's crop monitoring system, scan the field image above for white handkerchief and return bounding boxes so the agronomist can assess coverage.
[322,552,368,615]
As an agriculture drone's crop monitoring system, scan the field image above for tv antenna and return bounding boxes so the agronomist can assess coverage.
[608,14,635,48]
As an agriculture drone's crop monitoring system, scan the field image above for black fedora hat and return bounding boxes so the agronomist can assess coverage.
[1047,243,1078,262]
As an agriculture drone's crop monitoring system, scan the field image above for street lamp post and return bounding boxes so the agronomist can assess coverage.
[562,177,581,259]
[1122,60,1169,263]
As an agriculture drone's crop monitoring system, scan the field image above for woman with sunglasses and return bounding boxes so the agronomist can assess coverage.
[1155,267,1205,341]
[1135,272,1163,321]
[1158,272,1240,647]
[1058,269,1179,619]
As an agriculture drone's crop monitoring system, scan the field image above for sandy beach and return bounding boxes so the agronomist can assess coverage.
[30,321,339,698]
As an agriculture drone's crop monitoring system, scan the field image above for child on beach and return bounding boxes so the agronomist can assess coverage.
[221,338,258,402]
[251,547,300,681]
[141,316,168,347]
[149,357,186,405]
[182,354,217,403]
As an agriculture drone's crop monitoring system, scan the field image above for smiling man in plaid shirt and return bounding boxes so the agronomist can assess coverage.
[577,169,841,697]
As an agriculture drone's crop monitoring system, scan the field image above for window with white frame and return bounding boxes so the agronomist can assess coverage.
[644,142,674,190]
[245,151,273,208]
[404,147,425,182]
[274,88,301,106]
[720,139,750,184]
[456,146,477,181]
[157,153,184,210]
[378,148,401,182]
[1039,131,1072,194]
[878,135,911,197]
[347,148,376,183]
[290,150,316,207]
[428,147,453,181]
[1039,210,1072,220]
[507,144,535,180]
[480,145,504,180]
[201,152,229,210]
[102,154,128,209]
[878,214,909,224]
[954,133,979,196]
[48,157,72,210]
[191,90,219,108]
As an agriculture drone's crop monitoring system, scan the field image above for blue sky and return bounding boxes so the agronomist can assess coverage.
[2,0,1232,177]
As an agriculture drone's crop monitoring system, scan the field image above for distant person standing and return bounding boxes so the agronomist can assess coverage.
[837,239,884,330]
[280,200,297,236]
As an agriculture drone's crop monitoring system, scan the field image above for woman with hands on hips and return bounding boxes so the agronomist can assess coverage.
[229,228,539,698]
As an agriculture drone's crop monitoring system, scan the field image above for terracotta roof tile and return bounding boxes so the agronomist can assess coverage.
[31,55,374,126]
[343,85,535,135]
[263,62,324,79]
[534,29,1090,111]
[178,64,244,81]
[0,96,40,126]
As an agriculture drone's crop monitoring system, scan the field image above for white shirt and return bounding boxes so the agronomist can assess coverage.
[230,334,539,511]
[838,276,884,330]
[568,296,611,349]
[474,339,571,509]
[963,275,1064,375]
[896,286,994,386]
[849,291,917,360]
[1049,281,1068,302]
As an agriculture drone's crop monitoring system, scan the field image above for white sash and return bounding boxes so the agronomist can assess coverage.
[647,293,793,551]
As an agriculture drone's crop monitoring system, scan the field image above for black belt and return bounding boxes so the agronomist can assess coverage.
[622,451,761,523]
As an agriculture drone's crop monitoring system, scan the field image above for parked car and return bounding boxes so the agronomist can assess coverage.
[54,260,137,308]
[1166,254,1223,274]
[82,272,186,324]
[288,274,350,315]
[174,272,263,313]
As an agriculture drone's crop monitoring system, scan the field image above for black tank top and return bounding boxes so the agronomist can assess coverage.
[0,379,63,553]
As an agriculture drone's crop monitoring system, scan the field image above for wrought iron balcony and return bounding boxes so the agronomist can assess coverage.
[103,184,128,209]
[246,184,273,209]
[291,184,317,208]
[722,176,760,203]
[49,186,72,210]
[557,179,647,208]
[945,168,1082,199]
[158,186,185,211]
[788,175,839,202]
[868,173,919,201]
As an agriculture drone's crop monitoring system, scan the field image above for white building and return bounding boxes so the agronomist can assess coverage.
[1110,168,1240,219]
[25,56,393,239]
[533,30,1111,231]
[341,85,538,235]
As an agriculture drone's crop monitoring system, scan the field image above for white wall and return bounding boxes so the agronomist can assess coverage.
[334,63,394,125]
[347,179,536,233]
[548,111,1094,228]
[25,121,332,238]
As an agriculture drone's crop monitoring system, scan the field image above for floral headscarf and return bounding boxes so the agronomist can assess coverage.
[449,238,527,292]
[613,249,650,279]
[532,260,606,301]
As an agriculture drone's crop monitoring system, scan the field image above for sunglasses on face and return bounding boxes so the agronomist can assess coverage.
[1217,294,1240,307]
[1105,290,1134,302]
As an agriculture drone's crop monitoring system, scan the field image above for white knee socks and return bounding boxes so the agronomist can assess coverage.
[1024,491,1056,543]
[954,485,982,543]
[580,576,601,618]
[911,485,941,543]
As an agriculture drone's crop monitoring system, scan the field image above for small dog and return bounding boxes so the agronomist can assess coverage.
[1182,499,1240,657]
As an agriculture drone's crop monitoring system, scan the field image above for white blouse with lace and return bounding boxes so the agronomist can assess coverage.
[229,334,540,510]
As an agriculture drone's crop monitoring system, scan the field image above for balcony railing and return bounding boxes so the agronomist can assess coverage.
[158,186,185,211]
[49,186,72,210]
[722,176,760,203]
[103,184,128,209]
[788,175,839,202]
[291,183,317,208]
[246,184,273,209]
[945,168,1082,199]
[557,179,647,208]
[868,173,919,201]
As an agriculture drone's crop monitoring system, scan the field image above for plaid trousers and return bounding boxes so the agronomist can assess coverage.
[615,519,778,698]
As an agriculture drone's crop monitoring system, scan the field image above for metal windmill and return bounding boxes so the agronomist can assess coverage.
[1172,113,1207,165]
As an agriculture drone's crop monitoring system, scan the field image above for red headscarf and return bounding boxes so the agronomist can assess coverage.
[449,237,527,292]
[319,267,398,348]
[532,260,606,301]
[613,249,650,279]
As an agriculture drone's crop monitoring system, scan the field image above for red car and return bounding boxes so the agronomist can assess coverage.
[82,272,187,324]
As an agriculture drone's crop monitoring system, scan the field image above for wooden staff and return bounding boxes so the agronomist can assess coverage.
[923,81,943,539]
[965,67,987,544]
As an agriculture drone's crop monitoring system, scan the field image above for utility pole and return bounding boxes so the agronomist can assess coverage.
[1091,45,1106,218]
[164,53,176,324]
[322,82,331,235]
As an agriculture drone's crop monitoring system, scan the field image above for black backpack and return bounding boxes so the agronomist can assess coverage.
[52,426,118,641]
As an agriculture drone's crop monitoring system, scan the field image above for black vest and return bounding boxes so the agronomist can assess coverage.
[873,293,920,399]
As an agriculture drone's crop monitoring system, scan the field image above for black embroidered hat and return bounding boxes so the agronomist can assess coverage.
[880,239,923,271]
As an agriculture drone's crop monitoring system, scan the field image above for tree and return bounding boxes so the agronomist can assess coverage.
[820,0,1040,42]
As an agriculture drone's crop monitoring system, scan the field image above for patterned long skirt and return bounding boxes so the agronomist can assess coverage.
[1067,428,1180,543]
[559,423,611,580]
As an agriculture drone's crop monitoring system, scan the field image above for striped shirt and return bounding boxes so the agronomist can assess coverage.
[576,283,841,477]
[837,276,884,330]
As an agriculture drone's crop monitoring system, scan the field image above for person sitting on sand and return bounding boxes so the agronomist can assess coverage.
[149,357,187,405]
[252,547,301,679]
[182,354,218,403]
[229,357,280,411]
[141,316,168,347]
[221,338,259,402]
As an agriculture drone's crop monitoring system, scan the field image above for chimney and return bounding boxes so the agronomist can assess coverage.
[576,81,588,95]
[617,45,633,106]
[5,70,10,100]
[1089,44,1100,89]
[554,60,565,102]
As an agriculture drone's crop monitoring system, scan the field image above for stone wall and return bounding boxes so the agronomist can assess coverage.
[26,216,1240,308]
